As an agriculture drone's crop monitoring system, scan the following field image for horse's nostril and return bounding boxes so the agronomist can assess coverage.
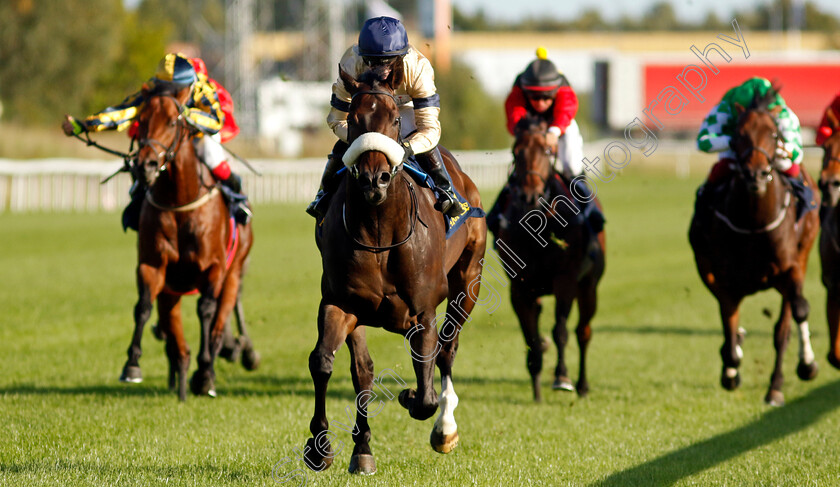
[379,172,391,185]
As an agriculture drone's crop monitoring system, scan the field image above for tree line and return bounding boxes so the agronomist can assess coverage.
[452,0,840,33]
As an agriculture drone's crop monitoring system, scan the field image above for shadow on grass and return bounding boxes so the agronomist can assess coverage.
[597,324,771,337]
[0,375,360,401]
[591,379,840,487]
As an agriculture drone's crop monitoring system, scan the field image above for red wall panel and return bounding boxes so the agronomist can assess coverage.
[643,64,840,131]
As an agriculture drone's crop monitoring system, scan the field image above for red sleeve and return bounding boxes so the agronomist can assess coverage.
[209,77,240,143]
[505,86,528,135]
[550,86,578,134]
[816,94,840,146]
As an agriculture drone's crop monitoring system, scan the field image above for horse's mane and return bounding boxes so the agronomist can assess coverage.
[747,83,782,113]
[514,114,546,137]
[355,70,391,93]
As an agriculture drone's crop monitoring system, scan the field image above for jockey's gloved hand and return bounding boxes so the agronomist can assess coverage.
[62,114,85,136]
[775,139,791,160]
[546,126,561,151]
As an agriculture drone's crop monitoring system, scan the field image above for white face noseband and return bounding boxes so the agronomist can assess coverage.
[343,132,406,176]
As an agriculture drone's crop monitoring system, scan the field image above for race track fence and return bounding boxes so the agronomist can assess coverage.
[0,142,728,213]
[0,152,514,213]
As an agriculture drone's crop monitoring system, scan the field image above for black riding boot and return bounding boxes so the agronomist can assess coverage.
[216,172,253,225]
[419,146,462,218]
[122,180,145,232]
[306,140,348,219]
[570,179,605,234]
[782,170,817,221]
[219,172,243,194]
[486,184,511,236]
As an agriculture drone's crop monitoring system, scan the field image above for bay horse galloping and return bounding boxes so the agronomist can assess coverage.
[490,116,605,402]
[304,66,486,474]
[689,89,820,406]
[119,88,257,401]
[818,108,840,371]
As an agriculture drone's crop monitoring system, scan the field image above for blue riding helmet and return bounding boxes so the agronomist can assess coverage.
[357,16,409,57]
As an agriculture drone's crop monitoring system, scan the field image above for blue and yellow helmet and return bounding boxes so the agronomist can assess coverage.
[153,53,197,89]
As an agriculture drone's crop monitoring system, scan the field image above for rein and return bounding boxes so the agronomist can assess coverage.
[146,186,220,212]
[72,132,137,184]
[343,175,419,253]
[714,190,791,234]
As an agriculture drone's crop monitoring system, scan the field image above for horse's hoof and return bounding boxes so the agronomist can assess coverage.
[303,437,333,472]
[828,352,840,370]
[797,360,819,381]
[219,339,242,363]
[241,348,261,371]
[398,388,416,410]
[348,454,376,475]
[189,371,215,397]
[576,382,590,397]
[151,323,166,341]
[552,376,574,392]
[720,367,740,390]
[430,429,459,454]
[119,365,143,383]
[765,389,785,407]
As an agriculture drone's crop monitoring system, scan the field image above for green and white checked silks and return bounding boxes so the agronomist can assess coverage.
[696,77,803,171]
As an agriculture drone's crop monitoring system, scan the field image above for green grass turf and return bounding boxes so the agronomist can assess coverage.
[2,166,840,486]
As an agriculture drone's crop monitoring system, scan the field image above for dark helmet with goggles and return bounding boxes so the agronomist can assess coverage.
[357,16,409,58]
[519,47,563,95]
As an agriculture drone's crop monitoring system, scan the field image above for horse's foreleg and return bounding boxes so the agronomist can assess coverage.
[399,312,439,421]
[574,278,598,397]
[158,293,189,401]
[765,299,793,406]
[121,263,165,383]
[718,296,744,391]
[827,290,840,369]
[551,279,575,394]
[511,286,544,401]
[345,327,376,475]
[305,302,356,473]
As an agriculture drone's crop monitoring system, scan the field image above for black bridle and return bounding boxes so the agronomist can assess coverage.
[510,127,557,203]
[342,88,419,252]
[137,94,191,182]
[731,110,781,185]
[347,89,405,178]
